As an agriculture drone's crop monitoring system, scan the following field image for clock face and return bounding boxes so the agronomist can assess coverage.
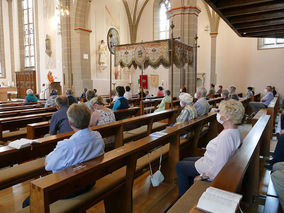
[107,28,120,54]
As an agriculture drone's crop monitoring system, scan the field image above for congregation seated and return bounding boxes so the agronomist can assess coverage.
[22,103,105,208]
[176,93,197,124]
[176,99,244,196]
[49,96,73,135]
[216,85,223,94]
[124,86,132,100]
[229,86,239,100]
[246,87,254,99]
[249,85,274,113]
[66,89,78,106]
[193,87,210,116]
[80,88,88,99]
[157,86,164,97]
[271,162,284,210]
[221,89,230,100]
[44,89,58,108]
[24,89,38,103]
[207,83,215,98]
[112,86,130,111]
[155,90,171,112]
[85,89,96,109]
[89,96,116,150]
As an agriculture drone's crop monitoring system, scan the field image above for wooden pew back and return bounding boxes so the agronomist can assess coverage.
[0,109,178,169]
[189,114,271,213]
[29,112,217,213]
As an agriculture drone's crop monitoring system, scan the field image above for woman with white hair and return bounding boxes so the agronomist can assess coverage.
[24,89,38,103]
[176,99,245,196]
[89,96,116,151]
[176,93,197,124]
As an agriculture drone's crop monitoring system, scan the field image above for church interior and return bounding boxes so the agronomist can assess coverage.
[0,0,284,212]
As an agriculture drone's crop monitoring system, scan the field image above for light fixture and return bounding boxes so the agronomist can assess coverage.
[56,1,70,16]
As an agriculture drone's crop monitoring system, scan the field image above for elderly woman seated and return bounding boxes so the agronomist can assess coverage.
[24,89,38,103]
[176,93,197,124]
[155,90,171,112]
[176,99,245,196]
[89,96,116,151]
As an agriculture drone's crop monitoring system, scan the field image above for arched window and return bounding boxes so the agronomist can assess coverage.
[159,0,171,39]
[22,0,35,68]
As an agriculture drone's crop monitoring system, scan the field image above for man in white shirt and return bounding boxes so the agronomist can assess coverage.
[176,100,244,196]
[124,86,132,100]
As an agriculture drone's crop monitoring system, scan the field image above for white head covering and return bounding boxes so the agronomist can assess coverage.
[179,93,193,105]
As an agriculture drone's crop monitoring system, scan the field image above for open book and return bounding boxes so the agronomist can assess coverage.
[196,187,242,213]
[8,138,38,149]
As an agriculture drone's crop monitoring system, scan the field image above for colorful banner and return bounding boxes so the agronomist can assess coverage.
[114,40,193,69]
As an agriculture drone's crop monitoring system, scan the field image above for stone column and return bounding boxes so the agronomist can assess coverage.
[168,1,200,96]
[210,32,217,85]
[7,0,15,82]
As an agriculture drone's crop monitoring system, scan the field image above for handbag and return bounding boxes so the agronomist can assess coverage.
[149,154,164,187]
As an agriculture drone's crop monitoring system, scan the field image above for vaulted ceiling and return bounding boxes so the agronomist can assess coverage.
[203,0,284,38]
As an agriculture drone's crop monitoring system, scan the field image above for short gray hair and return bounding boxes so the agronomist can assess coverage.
[86,90,96,101]
[179,93,193,105]
[55,96,69,108]
[197,87,207,97]
[67,104,91,129]
[26,89,33,95]
[230,86,236,92]
[222,89,229,98]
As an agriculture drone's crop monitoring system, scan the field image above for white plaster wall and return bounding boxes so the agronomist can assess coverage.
[88,0,131,95]
[196,1,211,90]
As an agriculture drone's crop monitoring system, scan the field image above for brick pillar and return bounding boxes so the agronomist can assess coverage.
[168,1,200,96]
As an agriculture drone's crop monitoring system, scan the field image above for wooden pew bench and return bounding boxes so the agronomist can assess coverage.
[0,112,54,141]
[0,107,56,118]
[0,103,44,111]
[0,101,42,108]
[26,107,144,140]
[168,114,271,213]
[0,111,216,199]
[21,113,217,213]
[267,96,280,138]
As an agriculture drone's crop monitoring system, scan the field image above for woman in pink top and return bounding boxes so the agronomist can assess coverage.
[157,86,164,97]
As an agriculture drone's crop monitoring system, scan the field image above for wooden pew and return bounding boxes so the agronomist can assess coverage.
[0,109,178,169]
[208,97,224,107]
[0,107,56,118]
[169,114,271,213]
[267,96,280,138]
[0,109,180,190]
[0,112,54,141]
[0,101,43,108]
[165,100,181,110]
[0,103,44,111]
[25,112,217,213]
[26,107,141,140]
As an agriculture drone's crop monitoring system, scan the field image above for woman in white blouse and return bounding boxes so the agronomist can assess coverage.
[176,99,245,196]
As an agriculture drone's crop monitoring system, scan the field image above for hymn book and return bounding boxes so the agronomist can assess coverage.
[196,187,242,213]
[8,138,38,149]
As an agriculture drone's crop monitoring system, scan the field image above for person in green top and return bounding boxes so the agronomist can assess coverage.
[24,89,38,103]
[154,90,171,112]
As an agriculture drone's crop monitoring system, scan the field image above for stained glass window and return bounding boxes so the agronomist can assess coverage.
[159,0,171,39]
[22,0,35,68]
